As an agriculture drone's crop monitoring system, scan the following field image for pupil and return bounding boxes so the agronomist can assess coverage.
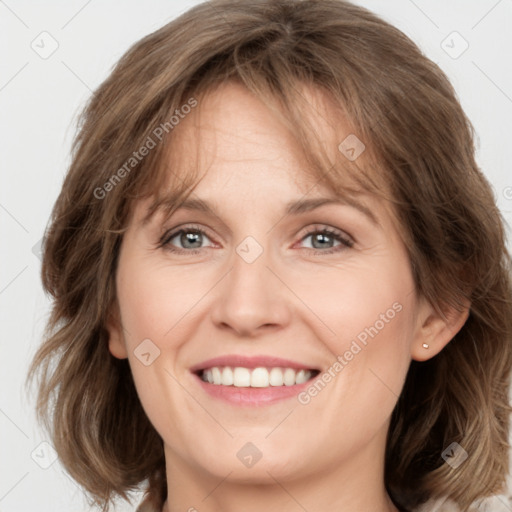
[182,231,201,248]
[313,233,332,249]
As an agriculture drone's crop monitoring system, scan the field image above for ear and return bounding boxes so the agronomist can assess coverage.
[411,296,470,362]
[106,301,128,359]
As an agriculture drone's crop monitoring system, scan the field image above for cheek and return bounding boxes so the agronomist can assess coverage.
[116,256,198,348]
[114,251,222,428]
[296,255,416,403]
[300,255,414,345]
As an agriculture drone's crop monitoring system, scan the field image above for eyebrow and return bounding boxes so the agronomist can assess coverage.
[149,195,379,226]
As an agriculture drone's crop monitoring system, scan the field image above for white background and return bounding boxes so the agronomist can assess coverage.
[1,1,511,511]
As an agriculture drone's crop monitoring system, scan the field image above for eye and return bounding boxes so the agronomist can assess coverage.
[157,224,214,254]
[156,223,354,255]
[296,225,354,254]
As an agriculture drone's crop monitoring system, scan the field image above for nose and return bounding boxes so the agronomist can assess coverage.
[210,246,291,337]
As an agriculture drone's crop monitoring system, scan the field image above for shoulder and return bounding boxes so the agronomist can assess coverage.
[412,498,462,512]
[411,495,510,512]
[135,502,160,512]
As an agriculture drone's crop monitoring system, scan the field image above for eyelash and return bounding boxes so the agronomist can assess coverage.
[156,223,354,256]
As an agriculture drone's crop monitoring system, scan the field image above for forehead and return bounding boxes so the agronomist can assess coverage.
[168,81,344,180]
[129,80,396,231]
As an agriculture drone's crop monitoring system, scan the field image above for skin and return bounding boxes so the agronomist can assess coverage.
[107,81,469,512]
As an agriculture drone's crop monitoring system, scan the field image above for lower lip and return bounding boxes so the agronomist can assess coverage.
[192,372,316,406]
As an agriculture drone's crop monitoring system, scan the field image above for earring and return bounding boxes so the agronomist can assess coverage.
[422,343,429,349]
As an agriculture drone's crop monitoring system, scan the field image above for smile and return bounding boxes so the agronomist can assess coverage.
[199,366,320,387]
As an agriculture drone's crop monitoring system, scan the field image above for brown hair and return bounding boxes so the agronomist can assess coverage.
[25,0,512,511]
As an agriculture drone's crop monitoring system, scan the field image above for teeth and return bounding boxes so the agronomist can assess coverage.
[200,366,314,387]
[221,366,233,386]
[212,367,222,385]
[283,368,296,386]
[269,367,283,386]
[233,367,251,387]
[250,367,268,388]
[295,369,309,384]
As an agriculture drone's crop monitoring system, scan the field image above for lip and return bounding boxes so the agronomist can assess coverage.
[189,354,321,407]
[192,372,318,406]
[189,354,319,373]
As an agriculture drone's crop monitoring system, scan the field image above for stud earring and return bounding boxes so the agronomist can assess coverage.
[422,343,429,349]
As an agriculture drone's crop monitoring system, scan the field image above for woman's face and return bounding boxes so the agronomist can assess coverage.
[108,81,430,488]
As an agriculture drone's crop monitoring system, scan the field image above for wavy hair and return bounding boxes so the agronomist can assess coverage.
[26,1,512,511]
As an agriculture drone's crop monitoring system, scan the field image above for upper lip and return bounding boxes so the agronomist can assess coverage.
[190,355,319,373]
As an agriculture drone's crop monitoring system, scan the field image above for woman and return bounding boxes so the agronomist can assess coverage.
[26,1,512,511]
